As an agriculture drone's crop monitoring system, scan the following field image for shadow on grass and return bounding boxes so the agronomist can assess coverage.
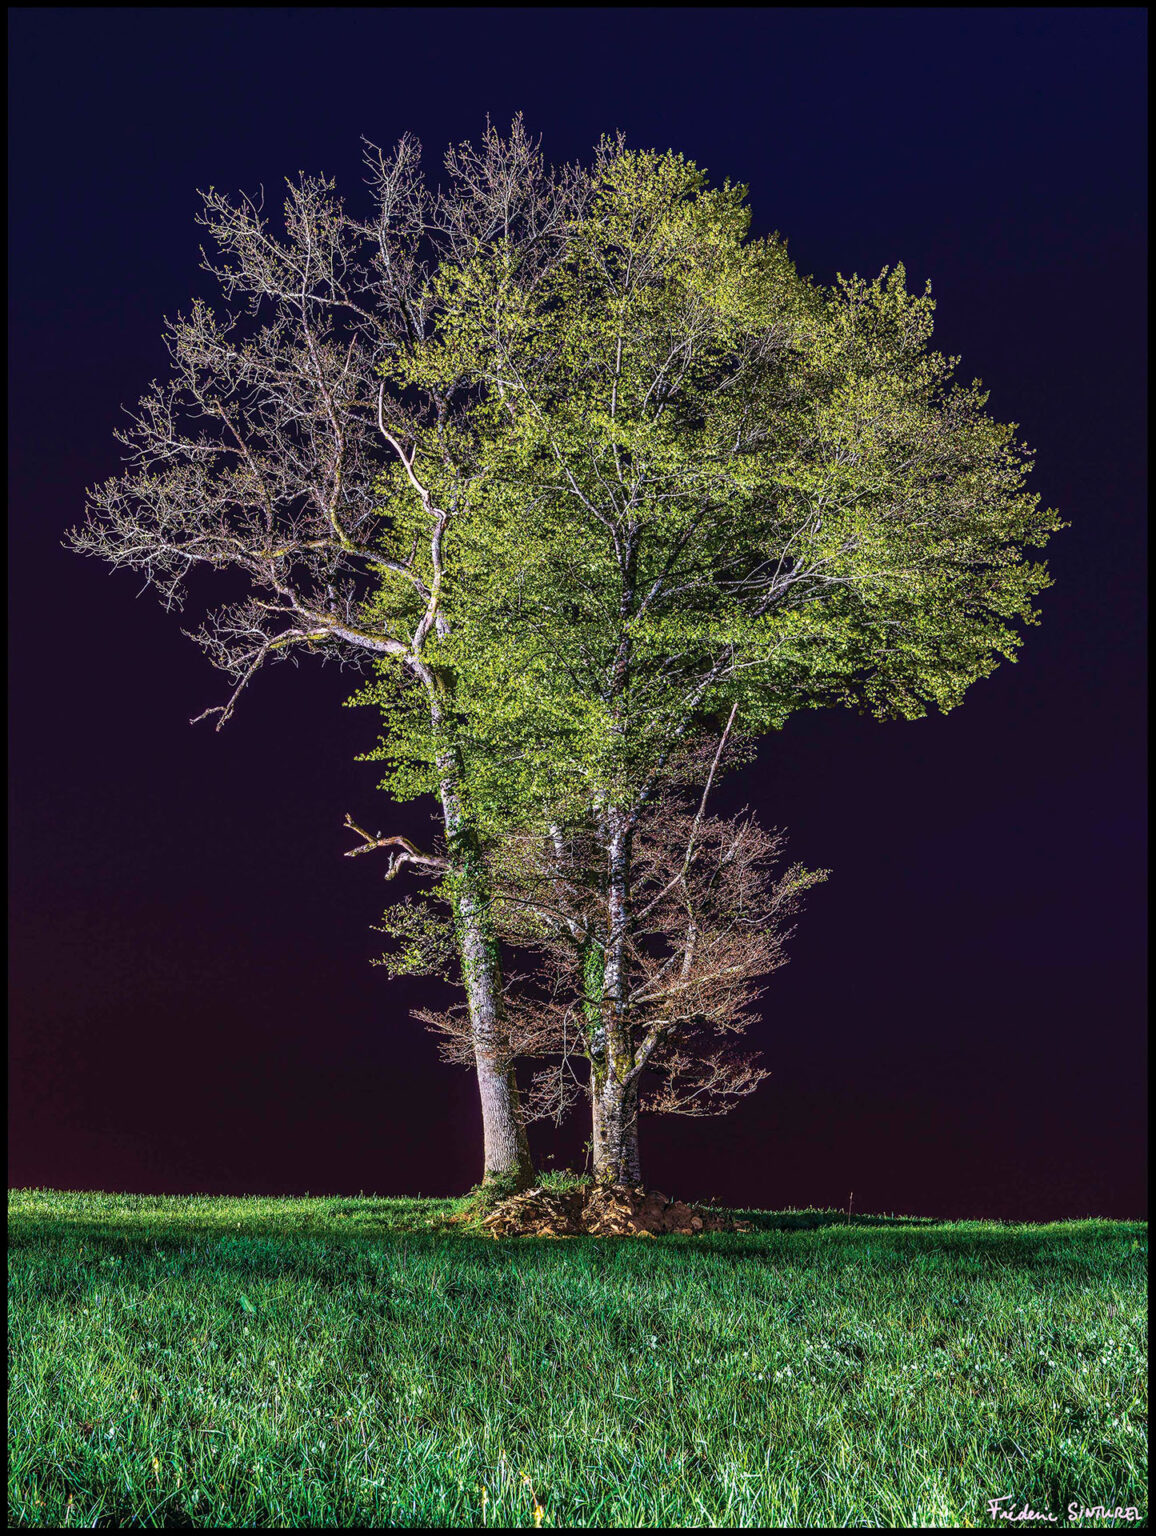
[9,1201,1142,1299]
[721,1208,939,1232]
[9,1191,1144,1285]
[5,1206,938,1255]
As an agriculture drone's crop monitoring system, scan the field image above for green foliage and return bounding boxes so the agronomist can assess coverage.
[370,894,457,981]
[456,1172,526,1220]
[347,668,445,806]
[534,1167,595,1195]
[9,1190,1146,1529]
[356,144,1065,834]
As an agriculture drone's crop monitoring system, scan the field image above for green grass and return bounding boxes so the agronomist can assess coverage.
[7,1189,1147,1528]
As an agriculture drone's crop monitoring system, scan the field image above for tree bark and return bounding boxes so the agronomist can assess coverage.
[435,749,533,1190]
[589,808,643,1185]
[420,652,533,1192]
[410,650,533,1191]
[448,833,533,1188]
[591,1071,641,1185]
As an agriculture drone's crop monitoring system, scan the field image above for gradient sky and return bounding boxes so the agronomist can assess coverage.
[8,7,1147,1219]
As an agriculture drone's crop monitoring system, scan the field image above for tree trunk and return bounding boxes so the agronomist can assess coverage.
[450,839,533,1189]
[423,659,533,1192]
[589,808,643,1185]
[591,1070,641,1186]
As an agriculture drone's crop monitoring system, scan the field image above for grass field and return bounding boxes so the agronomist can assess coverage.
[7,1189,1147,1528]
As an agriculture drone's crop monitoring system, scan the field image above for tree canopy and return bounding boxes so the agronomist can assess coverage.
[365,147,1063,829]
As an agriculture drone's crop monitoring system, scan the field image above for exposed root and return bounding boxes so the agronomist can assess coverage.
[479,1183,752,1238]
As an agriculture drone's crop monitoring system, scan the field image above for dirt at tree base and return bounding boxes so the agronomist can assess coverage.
[480,1184,752,1238]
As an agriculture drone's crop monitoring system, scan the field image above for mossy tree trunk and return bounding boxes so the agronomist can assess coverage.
[588,808,643,1185]
[591,1072,642,1186]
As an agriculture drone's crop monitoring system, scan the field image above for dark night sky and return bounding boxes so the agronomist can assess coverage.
[8,8,1147,1219]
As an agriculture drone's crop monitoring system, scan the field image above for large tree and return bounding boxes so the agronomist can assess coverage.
[66,118,588,1190]
[372,144,1064,1183]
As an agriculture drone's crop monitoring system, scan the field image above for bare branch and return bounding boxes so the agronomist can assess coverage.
[343,814,449,878]
[67,122,587,729]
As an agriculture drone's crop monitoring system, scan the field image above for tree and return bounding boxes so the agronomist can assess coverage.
[384,144,1064,1182]
[66,118,587,1190]
[417,719,829,1180]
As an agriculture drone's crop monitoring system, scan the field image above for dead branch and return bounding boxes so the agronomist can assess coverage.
[343,814,449,879]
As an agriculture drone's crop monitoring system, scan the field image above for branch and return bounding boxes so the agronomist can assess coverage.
[343,814,449,879]
[634,702,738,922]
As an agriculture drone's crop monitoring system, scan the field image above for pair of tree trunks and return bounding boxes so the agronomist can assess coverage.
[439,794,647,1191]
[445,792,648,1192]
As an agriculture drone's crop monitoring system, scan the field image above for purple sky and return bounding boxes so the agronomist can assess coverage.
[8,7,1146,1218]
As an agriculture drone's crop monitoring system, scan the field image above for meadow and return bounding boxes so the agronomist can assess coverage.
[7,1188,1147,1528]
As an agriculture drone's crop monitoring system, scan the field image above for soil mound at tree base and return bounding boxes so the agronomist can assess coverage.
[480,1184,752,1238]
